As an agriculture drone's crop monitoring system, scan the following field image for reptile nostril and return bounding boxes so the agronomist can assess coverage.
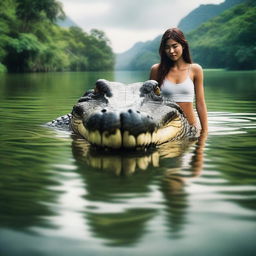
[101,109,107,113]
[128,109,132,113]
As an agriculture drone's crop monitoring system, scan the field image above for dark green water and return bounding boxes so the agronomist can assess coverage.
[0,70,256,256]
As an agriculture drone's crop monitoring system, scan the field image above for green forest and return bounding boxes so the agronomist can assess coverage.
[188,0,256,70]
[0,0,115,73]
[116,0,256,71]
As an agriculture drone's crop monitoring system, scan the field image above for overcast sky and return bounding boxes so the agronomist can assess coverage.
[59,0,224,53]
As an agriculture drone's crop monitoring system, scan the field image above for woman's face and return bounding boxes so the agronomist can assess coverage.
[164,38,183,61]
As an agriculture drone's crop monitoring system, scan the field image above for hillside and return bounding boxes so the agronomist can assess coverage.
[178,0,245,33]
[115,36,161,71]
[187,0,256,70]
[115,0,255,71]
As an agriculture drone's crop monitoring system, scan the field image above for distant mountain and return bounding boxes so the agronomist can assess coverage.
[178,0,245,33]
[57,16,78,28]
[115,0,247,70]
[115,36,161,70]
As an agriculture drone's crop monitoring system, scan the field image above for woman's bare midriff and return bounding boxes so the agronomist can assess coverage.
[176,102,197,126]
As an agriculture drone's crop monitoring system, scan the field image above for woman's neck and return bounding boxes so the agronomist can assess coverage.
[172,59,189,70]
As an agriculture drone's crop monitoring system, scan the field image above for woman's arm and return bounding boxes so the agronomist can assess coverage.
[149,63,159,80]
[193,64,208,133]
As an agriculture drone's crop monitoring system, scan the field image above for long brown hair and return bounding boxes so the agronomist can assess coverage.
[157,28,192,86]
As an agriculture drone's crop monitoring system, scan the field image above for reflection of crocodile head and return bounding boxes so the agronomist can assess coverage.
[72,136,194,175]
[48,79,196,149]
[73,137,197,246]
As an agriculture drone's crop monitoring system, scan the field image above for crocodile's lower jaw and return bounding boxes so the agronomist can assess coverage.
[71,117,183,149]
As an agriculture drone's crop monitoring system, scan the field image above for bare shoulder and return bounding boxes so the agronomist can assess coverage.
[191,63,204,87]
[150,63,160,80]
[151,63,160,72]
[191,63,203,74]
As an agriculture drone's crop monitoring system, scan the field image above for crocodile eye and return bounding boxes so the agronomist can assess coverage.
[94,79,112,97]
[154,86,161,96]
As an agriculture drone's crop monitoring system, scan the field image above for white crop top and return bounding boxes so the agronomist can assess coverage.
[161,67,195,102]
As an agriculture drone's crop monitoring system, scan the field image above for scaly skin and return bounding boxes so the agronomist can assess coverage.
[47,79,195,149]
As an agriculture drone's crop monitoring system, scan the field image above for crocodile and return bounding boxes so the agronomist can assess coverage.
[47,79,197,149]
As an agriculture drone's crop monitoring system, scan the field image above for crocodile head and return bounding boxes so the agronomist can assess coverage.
[70,79,192,149]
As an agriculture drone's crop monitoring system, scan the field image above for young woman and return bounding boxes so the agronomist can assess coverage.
[150,28,208,134]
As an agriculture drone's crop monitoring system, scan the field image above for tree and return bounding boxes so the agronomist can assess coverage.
[0,0,115,72]
[0,0,17,72]
[16,0,65,32]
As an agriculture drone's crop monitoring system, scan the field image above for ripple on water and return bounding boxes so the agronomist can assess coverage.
[208,112,256,135]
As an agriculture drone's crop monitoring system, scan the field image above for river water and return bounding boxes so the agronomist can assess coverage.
[0,70,256,256]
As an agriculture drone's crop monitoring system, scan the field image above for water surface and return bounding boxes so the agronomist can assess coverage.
[0,70,256,256]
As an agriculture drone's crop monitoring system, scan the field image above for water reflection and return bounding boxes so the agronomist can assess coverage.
[160,133,207,238]
[71,136,205,176]
[163,133,207,190]
[0,135,63,232]
[72,134,207,245]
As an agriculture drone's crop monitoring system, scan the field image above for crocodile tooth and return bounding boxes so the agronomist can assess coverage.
[123,131,136,148]
[88,130,101,146]
[137,132,151,146]
[102,129,122,149]
[145,132,152,145]
[137,133,146,146]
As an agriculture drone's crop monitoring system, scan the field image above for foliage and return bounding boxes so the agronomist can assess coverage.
[16,0,65,32]
[0,0,16,69]
[187,0,256,70]
[0,63,7,72]
[0,0,114,72]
